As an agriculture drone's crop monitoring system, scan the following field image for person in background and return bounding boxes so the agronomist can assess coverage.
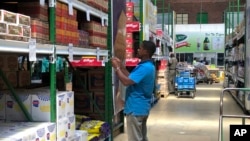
[111,40,156,141]
[201,57,209,65]
[193,57,197,65]
[168,53,178,94]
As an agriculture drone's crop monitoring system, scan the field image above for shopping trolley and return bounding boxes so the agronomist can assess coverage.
[218,88,250,141]
[175,68,196,98]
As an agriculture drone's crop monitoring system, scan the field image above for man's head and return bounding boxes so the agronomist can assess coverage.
[137,40,156,59]
[170,53,175,58]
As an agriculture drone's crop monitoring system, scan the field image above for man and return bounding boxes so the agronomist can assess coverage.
[168,53,178,94]
[111,40,156,141]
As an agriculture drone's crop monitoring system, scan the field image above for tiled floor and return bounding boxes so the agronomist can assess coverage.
[114,83,250,141]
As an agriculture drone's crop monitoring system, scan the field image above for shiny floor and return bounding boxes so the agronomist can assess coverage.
[114,83,250,141]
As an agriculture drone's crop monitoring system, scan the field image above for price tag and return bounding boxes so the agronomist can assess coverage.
[68,43,73,61]
[49,0,56,7]
[67,0,73,15]
[86,11,90,21]
[40,0,45,6]
[29,38,37,61]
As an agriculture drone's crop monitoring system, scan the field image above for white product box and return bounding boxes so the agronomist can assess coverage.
[45,122,57,141]
[66,91,74,116]
[0,93,5,120]
[57,117,68,141]
[67,115,76,138]
[0,9,17,24]
[57,92,67,120]
[31,92,50,122]
[5,92,31,121]
[34,126,46,141]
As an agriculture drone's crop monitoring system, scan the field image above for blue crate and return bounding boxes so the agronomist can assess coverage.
[179,71,190,77]
[183,78,189,83]
[188,84,195,89]
[183,85,189,89]
[178,85,183,89]
[177,77,183,84]
[189,77,195,84]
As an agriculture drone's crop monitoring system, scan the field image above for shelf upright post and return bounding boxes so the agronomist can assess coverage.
[139,0,144,43]
[106,0,114,140]
[162,0,165,32]
[49,0,57,122]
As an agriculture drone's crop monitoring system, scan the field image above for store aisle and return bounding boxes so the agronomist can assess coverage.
[114,83,250,141]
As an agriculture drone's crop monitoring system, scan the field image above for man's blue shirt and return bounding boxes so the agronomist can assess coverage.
[124,60,155,116]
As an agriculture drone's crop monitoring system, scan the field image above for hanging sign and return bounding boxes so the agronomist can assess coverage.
[29,38,37,61]
[126,22,141,33]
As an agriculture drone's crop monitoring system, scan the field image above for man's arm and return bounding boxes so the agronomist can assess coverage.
[115,66,134,86]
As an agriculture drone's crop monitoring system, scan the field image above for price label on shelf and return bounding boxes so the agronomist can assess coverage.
[40,0,45,6]
[29,38,37,61]
[67,0,73,15]
[86,10,90,21]
[68,43,73,61]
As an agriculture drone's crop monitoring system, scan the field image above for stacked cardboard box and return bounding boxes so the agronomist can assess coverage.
[0,9,31,42]
[125,2,135,59]
[79,0,108,13]
[80,21,107,49]
[56,2,79,46]
[156,60,168,97]
[18,2,49,44]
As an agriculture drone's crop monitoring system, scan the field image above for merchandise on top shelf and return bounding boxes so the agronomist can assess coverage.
[17,2,48,22]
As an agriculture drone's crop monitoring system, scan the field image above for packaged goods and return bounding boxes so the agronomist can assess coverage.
[7,24,23,36]
[0,22,7,34]
[17,14,31,26]
[0,9,17,24]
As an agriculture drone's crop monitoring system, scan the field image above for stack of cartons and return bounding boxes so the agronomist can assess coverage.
[156,60,168,97]
[18,2,48,43]
[0,9,31,42]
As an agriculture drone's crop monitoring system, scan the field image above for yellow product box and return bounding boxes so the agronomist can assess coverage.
[67,115,76,138]
[0,92,5,120]
[57,117,68,141]
[31,91,51,122]
[5,91,31,122]
[66,91,74,116]
[57,91,67,120]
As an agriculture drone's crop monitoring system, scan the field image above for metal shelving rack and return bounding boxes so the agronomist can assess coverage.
[224,0,248,113]
[0,0,113,140]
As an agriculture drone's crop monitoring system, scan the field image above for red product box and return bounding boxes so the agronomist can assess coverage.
[126,2,134,13]
[126,33,133,39]
[126,12,134,22]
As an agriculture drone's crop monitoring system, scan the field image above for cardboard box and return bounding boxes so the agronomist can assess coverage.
[57,92,67,120]
[7,24,23,36]
[0,92,5,120]
[45,123,57,141]
[0,54,18,71]
[0,9,17,24]
[31,91,50,121]
[0,71,17,90]
[0,22,7,34]
[88,70,105,91]
[5,91,31,121]
[67,115,76,138]
[57,117,68,141]
[17,13,30,26]
[66,91,74,116]
[17,70,31,88]
[93,92,105,113]
[74,92,93,114]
